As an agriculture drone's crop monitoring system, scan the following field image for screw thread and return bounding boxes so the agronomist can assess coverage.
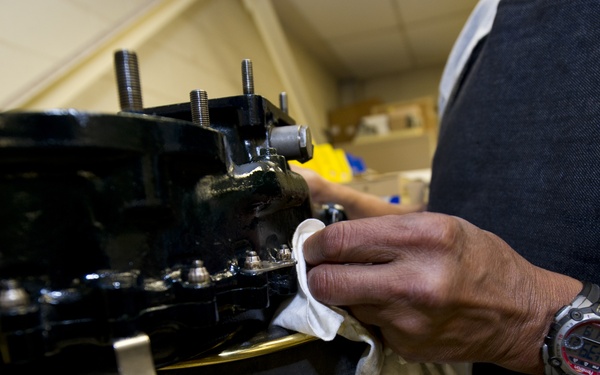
[114,50,143,112]
[242,59,254,95]
[279,92,288,114]
[190,89,209,127]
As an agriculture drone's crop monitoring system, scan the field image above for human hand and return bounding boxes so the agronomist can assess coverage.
[303,212,582,374]
[291,164,424,219]
[290,164,337,206]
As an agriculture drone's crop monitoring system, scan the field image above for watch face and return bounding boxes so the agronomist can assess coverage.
[562,321,600,374]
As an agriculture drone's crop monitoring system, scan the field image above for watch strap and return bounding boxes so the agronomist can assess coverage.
[571,282,600,309]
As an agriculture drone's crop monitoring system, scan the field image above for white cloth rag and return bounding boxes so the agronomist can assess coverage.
[270,219,388,374]
[270,218,464,375]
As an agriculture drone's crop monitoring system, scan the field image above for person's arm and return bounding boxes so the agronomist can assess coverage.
[302,212,582,374]
[291,165,424,220]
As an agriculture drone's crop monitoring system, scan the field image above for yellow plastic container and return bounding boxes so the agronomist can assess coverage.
[289,143,353,183]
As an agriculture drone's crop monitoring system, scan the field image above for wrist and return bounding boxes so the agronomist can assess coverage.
[496,270,582,374]
[535,274,583,374]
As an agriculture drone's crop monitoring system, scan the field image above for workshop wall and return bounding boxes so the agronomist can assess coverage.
[0,0,338,143]
[70,0,292,110]
[0,0,158,110]
[364,66,444,105]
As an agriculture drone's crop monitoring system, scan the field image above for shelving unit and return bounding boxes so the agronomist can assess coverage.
[332,96,439,174]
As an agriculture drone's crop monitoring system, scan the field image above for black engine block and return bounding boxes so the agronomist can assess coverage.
[0,50,315,373]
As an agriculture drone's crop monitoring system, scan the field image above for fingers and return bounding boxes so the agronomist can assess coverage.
[303,212,460,266]
[307,261,421,306]
[307,263,387,306]
[304,213,472,307]
[303,216,409,266]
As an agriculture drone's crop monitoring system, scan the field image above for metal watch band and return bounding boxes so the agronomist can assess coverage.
[543,282,600,375]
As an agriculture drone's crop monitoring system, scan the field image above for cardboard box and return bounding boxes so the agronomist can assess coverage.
[371,96,437,133]
[328,98,382,144]
[387,104,424,131]
[358,113,390,136]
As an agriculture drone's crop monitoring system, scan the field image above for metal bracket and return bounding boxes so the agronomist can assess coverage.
[113,334,156,375]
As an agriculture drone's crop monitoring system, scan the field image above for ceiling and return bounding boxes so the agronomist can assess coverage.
[272,0,480,80]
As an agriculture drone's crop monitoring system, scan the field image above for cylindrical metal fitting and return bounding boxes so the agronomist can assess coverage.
[244,251,261,270]
[269,124,314,163]
[279,92,288,114]
[0,279,30,310]
[188,260,211,285]
[114,49,144,112]
[276,245,292,261]
[190,89,210,127]
[242,59,254,95]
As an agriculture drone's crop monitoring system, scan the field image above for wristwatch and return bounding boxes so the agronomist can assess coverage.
[543,282,600,374]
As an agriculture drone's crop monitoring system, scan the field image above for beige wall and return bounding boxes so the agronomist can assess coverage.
[1,0,338,145]
[70,0,290,112]
[364,66,444,105]
[286,32,340,142]
[0,0,159,110]
[1,0,442,171]
[339,65,444,108]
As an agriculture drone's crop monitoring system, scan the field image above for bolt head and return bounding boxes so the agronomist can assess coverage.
[298,125,313,162]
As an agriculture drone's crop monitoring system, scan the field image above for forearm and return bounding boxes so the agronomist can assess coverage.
[323,183,424,219]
